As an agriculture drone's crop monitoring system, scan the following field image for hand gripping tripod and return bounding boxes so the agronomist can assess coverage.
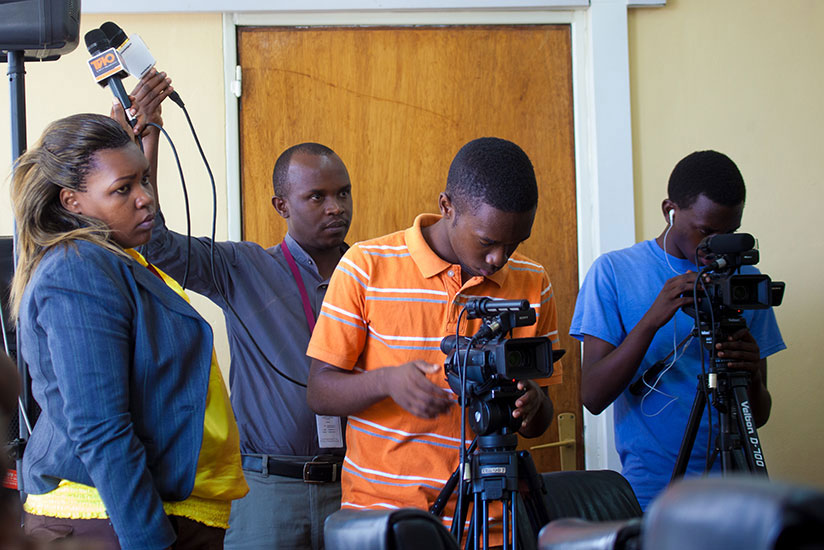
[671,316,768,480]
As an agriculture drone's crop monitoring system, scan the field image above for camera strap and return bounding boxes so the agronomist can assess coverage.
[281,239,316,333]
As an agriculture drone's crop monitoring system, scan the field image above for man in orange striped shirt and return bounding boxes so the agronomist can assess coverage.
[306,138,562,542]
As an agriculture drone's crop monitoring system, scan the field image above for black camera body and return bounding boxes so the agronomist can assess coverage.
[686,233,785,357]
[695,234,784,311]
[441,298,562,436]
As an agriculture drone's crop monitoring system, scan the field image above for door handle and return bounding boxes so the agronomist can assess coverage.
[530,412,576,470]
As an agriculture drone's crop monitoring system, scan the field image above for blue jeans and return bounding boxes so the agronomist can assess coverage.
[223,458,342,550]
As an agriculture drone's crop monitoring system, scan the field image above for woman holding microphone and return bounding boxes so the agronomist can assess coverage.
[10,101,247,549]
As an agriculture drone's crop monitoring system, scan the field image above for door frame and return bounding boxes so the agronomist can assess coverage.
[222,3,635,471]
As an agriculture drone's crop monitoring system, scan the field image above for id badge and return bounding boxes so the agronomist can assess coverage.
[316,415,343,448]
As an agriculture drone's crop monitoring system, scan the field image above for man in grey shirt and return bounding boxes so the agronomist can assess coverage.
[141,142,353,550]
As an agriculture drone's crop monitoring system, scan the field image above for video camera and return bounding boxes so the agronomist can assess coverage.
[631,233,784,396]
[440,297,563,435]
[694,233,784,311]
[685,233,784,356]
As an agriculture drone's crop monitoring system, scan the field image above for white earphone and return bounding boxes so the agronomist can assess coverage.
[668,209,675,224]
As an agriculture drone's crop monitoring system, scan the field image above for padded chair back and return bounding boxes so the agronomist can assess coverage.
[541,470,642,523]
[538,517,642,550]
[325,508,460,550]
[643,476,824,550]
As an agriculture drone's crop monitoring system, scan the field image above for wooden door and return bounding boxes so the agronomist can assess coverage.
[238,25,582,471]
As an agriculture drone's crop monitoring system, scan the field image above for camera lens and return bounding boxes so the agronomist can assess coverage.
[506,350,526,368]
[732,284,750,301]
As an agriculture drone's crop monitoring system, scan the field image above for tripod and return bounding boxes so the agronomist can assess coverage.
[431,433,549,550]
[671,353,768,480]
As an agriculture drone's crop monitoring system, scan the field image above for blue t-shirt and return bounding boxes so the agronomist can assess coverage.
[570,239,785,510]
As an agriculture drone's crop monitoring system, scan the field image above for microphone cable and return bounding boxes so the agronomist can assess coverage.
[145,122,192,290]
[689,263,716,471]
[451,304,471,540]
[167,97,307,388]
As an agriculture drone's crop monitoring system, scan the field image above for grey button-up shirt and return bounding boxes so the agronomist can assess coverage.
[141,212,345,457]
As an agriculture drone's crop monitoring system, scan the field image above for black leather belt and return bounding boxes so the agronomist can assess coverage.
[241,455,342,483]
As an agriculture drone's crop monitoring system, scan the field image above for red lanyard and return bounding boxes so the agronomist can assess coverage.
[281,239,316,333]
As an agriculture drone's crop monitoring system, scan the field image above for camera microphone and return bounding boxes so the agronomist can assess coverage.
[698,233,755,255]
[465,297,529,318]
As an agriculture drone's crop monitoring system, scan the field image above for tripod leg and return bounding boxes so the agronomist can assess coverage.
[464,513,474,550]
[717,406,734,472]
[510,496,518,550]
[671,377,707,481]
[502,498,509,550]
[473,492,480,550]
[483,500,490,550]
[454,481,471,548]
[731,381,769,477]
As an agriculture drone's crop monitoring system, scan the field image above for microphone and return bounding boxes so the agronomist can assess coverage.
[697,233,759,271]
[99,21,184,108]
[697,233,755,255]
[465,297,529,318]
[100,21,155,78]
[84,29,136,127]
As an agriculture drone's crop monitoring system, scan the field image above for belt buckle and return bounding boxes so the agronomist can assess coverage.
[302,460,337,484]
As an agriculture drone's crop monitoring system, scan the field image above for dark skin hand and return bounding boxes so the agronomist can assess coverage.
[387,361,454,419]
[307,359,453,419]
[644,271,700,328]
[513,380,553,437]
[716,327,771,426]
[307,359,553,437]
[581,271,771,426]
[110,69,173,138]
[581,271,701,414]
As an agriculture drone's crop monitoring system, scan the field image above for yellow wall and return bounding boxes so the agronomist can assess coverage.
[629,0,824,488]
[0,14,232,376]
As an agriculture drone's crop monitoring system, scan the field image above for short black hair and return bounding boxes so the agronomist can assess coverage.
[446,137,538,213]
[272,142,339,197]
[668,150,746,209]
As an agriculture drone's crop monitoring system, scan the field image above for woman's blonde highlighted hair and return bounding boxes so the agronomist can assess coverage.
[9,113,134,318]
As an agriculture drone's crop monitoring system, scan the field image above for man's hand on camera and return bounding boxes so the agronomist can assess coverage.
[386,361,453,419]
[642,271,701,330]
[513,380,552,437]
[716,328,761,374]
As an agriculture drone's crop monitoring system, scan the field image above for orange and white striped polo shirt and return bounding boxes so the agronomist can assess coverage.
[306,213,563,530]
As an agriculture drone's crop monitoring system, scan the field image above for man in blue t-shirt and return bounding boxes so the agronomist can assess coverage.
[570,150,785,510]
